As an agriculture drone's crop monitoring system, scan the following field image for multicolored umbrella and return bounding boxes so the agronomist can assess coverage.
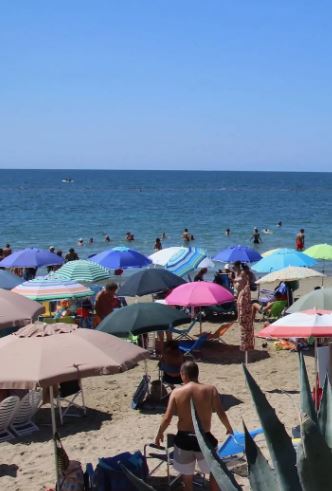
[256,266,324,285]
[252,248,316,273]
[90,246,151,269]
[304,243,332,261]
[55,260,111,283]
[12,277,94,301]
[165,247,207,277]
[165,281,234,307]
[213,245,262,263]
[0,248,64,268]
[0,270,22,290]
[149,247,186,266]
[257,311,332,338]
[117,268,186,297]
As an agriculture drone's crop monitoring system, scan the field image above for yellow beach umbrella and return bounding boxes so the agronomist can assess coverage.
[305,244,332,261]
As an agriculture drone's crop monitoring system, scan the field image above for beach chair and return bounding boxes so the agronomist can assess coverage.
[264,300,287,320]
[158,362,182,400]
[10,390,42,436]
[0,396,20,442]
[197,323,234,344]
[57,379,86,424]
[144,434,185,487]
[178,334,209,357]
[217,428,264,462]
[168,318,197,341]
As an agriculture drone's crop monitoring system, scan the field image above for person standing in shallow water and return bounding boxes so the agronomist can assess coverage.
[295,229,305,251]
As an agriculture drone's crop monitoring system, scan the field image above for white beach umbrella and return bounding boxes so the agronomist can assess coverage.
[256,266,325,285]
[149,247,186,266]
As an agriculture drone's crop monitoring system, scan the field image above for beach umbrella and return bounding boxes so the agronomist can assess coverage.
[55,260,111,283]
[165,281,234,308]
[0,248,64,268]
[261,248,283,257]
[287,288,332,313]
[304,243,332,261]
[0,321,148,488]
[90,247,151,269]
[252,248,316,273]
[257,311,332,339]
[97,302,191,337]
[0,270,22,290]
[165,247,207,277]
[0,289,44,330]
[117,269,186,297]
[256,266,325,285]
[12,276,94,301]
[213,245,262,263]
[149,247,187,266]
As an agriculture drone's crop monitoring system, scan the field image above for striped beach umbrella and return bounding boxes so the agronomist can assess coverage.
[165,247,207,277]
[54,260,111,283]
[12,277,94,301]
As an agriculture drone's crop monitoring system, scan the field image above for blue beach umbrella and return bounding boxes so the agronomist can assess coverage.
[252,248,317,273]
[90,246,151,269]
[0,270,22,290]
[165,247,207,277]
[213,245,262,263]
[0,248,64,268]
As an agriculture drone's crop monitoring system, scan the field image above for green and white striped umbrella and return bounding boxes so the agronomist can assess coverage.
[54,260,112,283]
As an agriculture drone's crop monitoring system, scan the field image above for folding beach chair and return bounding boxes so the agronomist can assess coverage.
[57,379,86,424]
[158,362,182,400]
[10,390,42,436]
[168,317,197,341]
[0,396,20,442]
[178,333,209,357]
[196,323,234,344]
[217,428,264,462]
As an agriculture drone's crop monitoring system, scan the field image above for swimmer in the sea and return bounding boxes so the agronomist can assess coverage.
[78,238,84,246]
[104,234,111,242]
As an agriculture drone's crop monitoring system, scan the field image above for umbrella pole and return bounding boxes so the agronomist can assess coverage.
[314,339,319,411]
[199,308,202,335]
[244,351,248,365]
[49,385,60,490]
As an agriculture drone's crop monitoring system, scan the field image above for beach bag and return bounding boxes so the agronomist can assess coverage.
[90,450,148,491]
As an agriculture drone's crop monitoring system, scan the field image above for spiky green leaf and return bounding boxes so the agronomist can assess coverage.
[243,422,278,491]
[299,353,317,424]
[318,376,332,449]
[297,415,332,491]
[120,464,157,491]
[243,364,301,491]
[190,399,241,491]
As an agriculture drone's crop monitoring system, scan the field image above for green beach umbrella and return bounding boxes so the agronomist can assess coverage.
[97,302,191,337]
[304,243,332,260]
[54,260,111,283]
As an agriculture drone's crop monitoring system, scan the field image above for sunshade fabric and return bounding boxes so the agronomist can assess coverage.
[0,248,64,268]
[97,302,191,337]
[0,322,148,389]
[304,243,332,260]
[55,260,111,282]
[149,247,188,266]
[0,270,22,290]
[12,277,94,301]
[91,247,151,269]
[213,245,262,263]
[165,247,207,277]
[0,289,44,330]
[165,281,234,307]
[257,311,332,338]
[117,269,186,297]
[287,287,332,313]
[256,266,324,284]
[252,248,316,273]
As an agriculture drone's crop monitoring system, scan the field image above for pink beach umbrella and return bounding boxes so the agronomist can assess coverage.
[257,310,332,339]
[165,281,234,308]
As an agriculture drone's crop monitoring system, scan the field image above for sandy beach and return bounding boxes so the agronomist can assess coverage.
[0,276,330,490]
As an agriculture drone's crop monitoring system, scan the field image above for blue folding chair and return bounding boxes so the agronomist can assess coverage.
[168,318,197,341]
[178,334,209,356]
[217,428,264,461]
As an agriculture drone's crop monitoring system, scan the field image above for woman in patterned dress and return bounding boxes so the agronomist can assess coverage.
[234,264,255,353]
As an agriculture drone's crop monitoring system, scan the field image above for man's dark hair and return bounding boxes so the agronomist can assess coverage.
[105,282,118,292]
[180,360,199,381]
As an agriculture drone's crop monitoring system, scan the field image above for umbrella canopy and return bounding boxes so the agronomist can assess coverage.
[252,248,316,273]
[165,247,207,277]
[213,245,262,263]
[257,311,332,338]
[0,322,148,389]
[304,243,332,261]
[0,248,64,268]
[0,270,22,290]
[149,247,187,266]
[12,277,94,301]
[287,287,332,313]
[117,268,186,297]
[91,246,151,269]
[261,248,283,257]
[0,289,44,330]
[256,266,325,285]
[55,260,111,283]
[165,281,234,307]
[97,302,191,337]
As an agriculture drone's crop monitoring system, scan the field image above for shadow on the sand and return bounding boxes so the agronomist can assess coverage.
[7,406,112,445]
[200,341,270,364]
[148,475,209,490]
[0,464,18,478]
[266,388,299,395]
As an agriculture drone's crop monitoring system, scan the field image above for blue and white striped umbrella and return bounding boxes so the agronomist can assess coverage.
[165,247,207,277]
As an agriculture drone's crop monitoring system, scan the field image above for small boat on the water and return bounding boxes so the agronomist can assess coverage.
[61,178,74,183]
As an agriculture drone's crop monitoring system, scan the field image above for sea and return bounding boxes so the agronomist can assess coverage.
[0,169,331,271]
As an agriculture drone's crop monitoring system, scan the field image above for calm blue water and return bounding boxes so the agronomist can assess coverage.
[0,169,331,263]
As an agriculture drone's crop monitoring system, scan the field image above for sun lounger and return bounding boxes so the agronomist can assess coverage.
[0,396,20,442]
[10,391,42,436]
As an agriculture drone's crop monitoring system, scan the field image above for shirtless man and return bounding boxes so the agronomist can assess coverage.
[155,360,233,491]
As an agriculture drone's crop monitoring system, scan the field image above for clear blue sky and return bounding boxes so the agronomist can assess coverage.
[1,1,331,171]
